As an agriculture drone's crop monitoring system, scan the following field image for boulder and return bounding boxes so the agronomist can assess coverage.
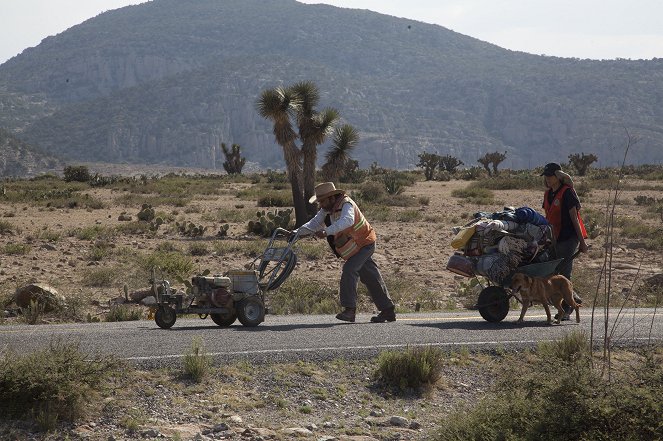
[14,283,66,312]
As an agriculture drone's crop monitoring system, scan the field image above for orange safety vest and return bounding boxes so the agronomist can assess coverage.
[543,185,588,240]
[330,196,376,260]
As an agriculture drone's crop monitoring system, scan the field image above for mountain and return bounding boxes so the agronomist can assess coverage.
[0,128,62,177]
[1,0,662,170]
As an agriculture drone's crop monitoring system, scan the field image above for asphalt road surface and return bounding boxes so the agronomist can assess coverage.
[1,309,661,368]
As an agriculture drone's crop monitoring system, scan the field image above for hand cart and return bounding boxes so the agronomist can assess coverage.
[470,251,581,322]
[152,227,310,329]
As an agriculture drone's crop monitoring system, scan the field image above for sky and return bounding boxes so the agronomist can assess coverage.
[1,0,663,64]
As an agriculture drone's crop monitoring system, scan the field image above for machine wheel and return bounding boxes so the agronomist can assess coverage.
[210,311,237,327]
[236,296,265,327]
[155,305,177,329]
[477,286,510,323]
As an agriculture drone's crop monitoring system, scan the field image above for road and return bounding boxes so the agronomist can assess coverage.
[1,309,661,368]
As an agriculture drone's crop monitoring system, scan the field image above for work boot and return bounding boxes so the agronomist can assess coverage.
[335,307,356,323]
[370,306,396,323]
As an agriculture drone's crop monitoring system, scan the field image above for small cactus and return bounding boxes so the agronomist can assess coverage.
[246,208,292,237]
[137,204,156,222]
[217,224,230,237]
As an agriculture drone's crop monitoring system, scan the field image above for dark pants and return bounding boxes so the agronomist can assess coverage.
[554,237,579,279]
[554,237,582,312]
[340,243,393,311]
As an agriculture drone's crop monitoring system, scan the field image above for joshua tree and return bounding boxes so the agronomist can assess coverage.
[291,81,339,215]
[568,152,598,176]
[416,152,440,180]
[477,151,507,176]
[439,155,464,174]
[220,143,246,175]
[321,124,359,181]
[256,87,308,226]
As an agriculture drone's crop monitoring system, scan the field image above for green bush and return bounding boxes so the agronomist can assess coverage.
[257,191,293,207]
[81,267,116,287]
[63,165,91,182]
[0,220,16,235]
[0,340,120,426]
[140,251,194,280]
[434,333,663,441]
[188,243,209,256]
[451,186,495,204]
[183,337,211,383]
[374,346,444,392]
[354,181,387,203]
[2,243,31,255]
[472,174,541,190]
[268,277,338,315]
[105,305,143,322]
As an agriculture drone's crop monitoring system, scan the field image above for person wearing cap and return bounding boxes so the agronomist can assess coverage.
[294,182,395,323]
[541,162,588,318]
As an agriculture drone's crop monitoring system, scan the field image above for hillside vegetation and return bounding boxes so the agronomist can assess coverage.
[1,0,662,170]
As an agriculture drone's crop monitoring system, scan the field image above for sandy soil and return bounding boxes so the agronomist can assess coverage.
[1,177,661,321]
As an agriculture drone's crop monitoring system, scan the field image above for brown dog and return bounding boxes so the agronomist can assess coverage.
[510,273,580,324]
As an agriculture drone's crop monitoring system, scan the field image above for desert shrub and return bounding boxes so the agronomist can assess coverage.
[436,170,452,181]
[537,330,591,363]
[581,207,603,239]
[574,180,592,198]
[202,207,254,223]
[140,251,194,280]
[256,191,292,207]
[37,228,61,242]
[213,239,267,258]
[182,337,211,383]
[2,243,31,255]
[0,220,15,235]
[396,209,423,223]
[354,181,387,203]
[188,243,209,256]
[105,305,142,322]
[265,170,288,184]
[381,171,415,195]
[386,194,419,207]
[0,340,121,426]
[295,241,328,260]
[451,186,495,204]
[116,221,155,236]
[86,245,112,262]
[63,165,91,182]
[616,217,663,250]
[434,335,663,441]
[374,346,444,392]
[472,173,540,190]
[81,267,116,287]
[457,166,488,180]
[268,277,338,315]
[156,241,180,252]
[71,225,115,241]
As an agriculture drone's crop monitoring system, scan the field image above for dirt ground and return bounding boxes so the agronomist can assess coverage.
[0,176,662,321]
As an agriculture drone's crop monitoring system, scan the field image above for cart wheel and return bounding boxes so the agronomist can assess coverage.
[477,286,510,323]
[155,305,177,329]
[236,296,265,327]
[210,311,236,327]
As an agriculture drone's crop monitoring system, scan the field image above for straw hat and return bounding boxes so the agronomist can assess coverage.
[309,182,345,203]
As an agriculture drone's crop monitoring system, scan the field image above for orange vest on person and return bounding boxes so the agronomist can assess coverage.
[543,185,588,240]
[330,196,376,260]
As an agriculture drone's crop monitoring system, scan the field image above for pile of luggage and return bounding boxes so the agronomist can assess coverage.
[446,207,554,286]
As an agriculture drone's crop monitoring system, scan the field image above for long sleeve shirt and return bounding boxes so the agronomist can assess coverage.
[298,201,354,236]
